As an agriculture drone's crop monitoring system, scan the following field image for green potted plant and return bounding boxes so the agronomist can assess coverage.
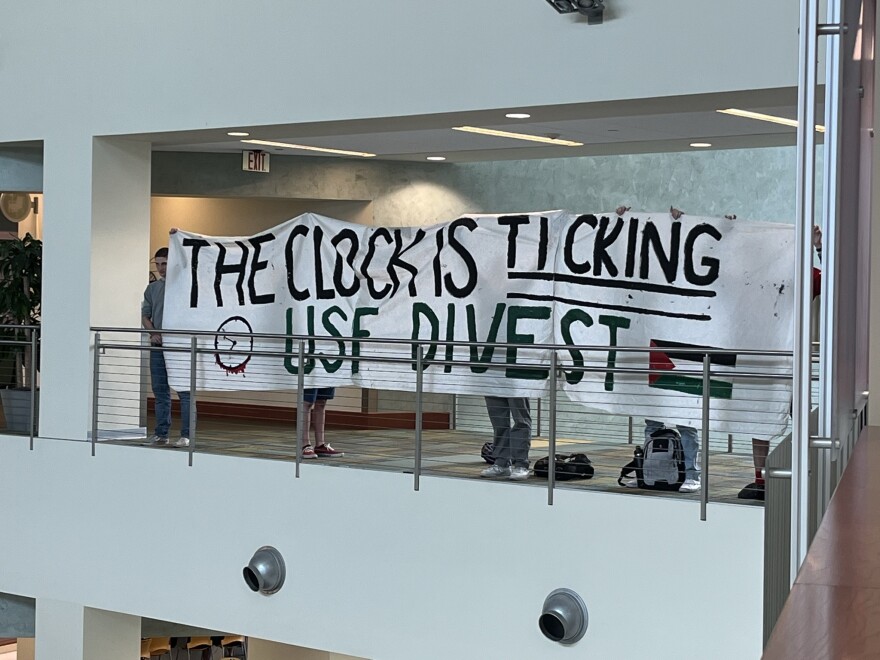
[0,233,42,432]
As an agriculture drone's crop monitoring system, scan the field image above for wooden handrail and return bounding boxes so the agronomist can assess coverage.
[763,426,880,659]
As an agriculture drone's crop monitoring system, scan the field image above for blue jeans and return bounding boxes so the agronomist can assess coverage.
[645,420,700,481]
[150,348,192,438]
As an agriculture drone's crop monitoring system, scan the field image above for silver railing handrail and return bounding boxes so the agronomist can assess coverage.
[0,324,41,331]
[0,325,40,446]
[90,326,795,358]
[93,339,795,381]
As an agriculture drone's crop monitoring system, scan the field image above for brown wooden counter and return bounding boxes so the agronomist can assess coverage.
[763,426,880,659]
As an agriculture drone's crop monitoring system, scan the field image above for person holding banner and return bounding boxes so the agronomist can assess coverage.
[142,245,193,448]
[300,388,344,459]
[738,224,823,500]
[617,206,703,492]
[481,397,532,480]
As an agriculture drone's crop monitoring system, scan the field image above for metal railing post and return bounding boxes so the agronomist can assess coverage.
[536,397,542,437]
[295,339,305,478]
[29,327,38,449]
[414,344,424,492]
[450,393,457,430]
[628,416,633,444]
[700,354,710,521]
[727,433,733,453]
[819,0,844,477]
[791,0,820,580]
[548,352,558,506]
[188,336,197,467]
[91,332,100,456]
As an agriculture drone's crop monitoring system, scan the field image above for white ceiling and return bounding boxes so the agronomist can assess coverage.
[140,88,824,163]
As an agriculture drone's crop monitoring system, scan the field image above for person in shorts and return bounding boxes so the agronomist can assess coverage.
[301,387,344,458]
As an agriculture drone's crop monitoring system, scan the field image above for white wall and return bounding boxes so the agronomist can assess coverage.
[154,148,804,227]
[0,2,801,142]
[150,197,373,258]
[0,3,804,658]
[0,437,763,660]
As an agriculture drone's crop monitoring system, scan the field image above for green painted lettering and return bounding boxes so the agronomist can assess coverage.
[560,308,593,385]
[466,303,505,374]
[411,303,439,370]
[599,314,631,391]
[351,307,378,374]
[505,305,551,380]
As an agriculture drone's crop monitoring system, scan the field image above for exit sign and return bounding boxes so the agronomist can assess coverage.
[242,150,270,173]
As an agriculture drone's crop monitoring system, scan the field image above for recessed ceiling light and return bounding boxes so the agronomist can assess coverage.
[690,142,712,148]
[452,126,583,147]
[505,113,531,119]
[717,108,826,133]
[426,156,446,161]
[227,131,250,137]
[241,139,376,158]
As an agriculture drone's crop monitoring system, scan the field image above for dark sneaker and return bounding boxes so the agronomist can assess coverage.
[737,482,765,500]
[314,443,344,458]
[301,444,317,459]
[145,435,169,446]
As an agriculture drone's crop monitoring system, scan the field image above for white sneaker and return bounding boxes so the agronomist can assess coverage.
[621,478,639,488]
[508,467,531,481]
[175,437,191,448]
[481,464,511,478]
[679,478,701,493]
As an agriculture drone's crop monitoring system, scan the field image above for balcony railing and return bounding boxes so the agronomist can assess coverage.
[0,324,39,446]
[90,326,805,520]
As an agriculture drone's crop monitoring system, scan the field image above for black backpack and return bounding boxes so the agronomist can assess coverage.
[618,427,685,491]
[534,453,594,481]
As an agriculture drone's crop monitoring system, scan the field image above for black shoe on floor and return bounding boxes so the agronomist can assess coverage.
[737,482,765,500]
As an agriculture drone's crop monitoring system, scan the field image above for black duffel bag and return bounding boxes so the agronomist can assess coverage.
[533,453,594,481]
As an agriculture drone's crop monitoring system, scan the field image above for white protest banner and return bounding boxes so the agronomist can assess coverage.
[163,211,795,436]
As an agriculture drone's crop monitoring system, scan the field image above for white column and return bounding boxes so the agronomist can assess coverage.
[90,137,152,328]
[35,600,140,660]
[247,639,330,660]
[90,138,152,437]
[247,638,368,660]
[39,135,151,441]
[40,134,95,440]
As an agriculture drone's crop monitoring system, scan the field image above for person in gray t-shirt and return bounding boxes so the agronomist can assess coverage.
[142,246,193,447]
